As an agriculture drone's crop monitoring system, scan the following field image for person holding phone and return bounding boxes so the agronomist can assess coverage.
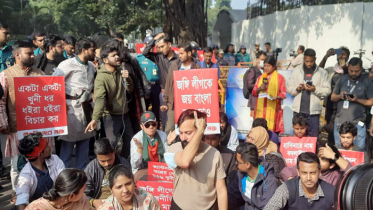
[287,48,331,137]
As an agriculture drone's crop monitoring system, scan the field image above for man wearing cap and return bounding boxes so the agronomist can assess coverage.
[235,45,251,65]
[136,37,161,125]
[15,133,65,209]
[217,49,229,66]
[252,42,261,62]
[130,111,168,180]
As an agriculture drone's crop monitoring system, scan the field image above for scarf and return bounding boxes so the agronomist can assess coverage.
[221,123,232,147]
[255,70,278,130]
[142,130,164,163]
[247,127,278,156]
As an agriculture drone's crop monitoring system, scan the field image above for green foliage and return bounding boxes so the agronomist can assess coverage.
[207,0,232,34]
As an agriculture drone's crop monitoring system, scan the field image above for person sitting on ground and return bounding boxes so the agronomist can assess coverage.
[252,118,280,146]
[84,138,130,209]
[98,164,161,210]
[246,127,278,156]
[264,152,336,210]
[16,133,65,210]
[280,144,352,186]
[204,133,236,184]
[337,121,370,163]
[292,114,308,138]
[220,112,239,151]
[130,111,168,180]
[228,143,278,210]
[25,168,93,210]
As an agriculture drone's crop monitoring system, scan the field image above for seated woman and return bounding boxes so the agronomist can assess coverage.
[281,144,352,186]
[98,165,161,210]
[252,56,287,134]
[220,112,239,151]
[25,168,92,210]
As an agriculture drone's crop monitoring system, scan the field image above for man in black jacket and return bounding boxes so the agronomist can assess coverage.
[84,138,130,208]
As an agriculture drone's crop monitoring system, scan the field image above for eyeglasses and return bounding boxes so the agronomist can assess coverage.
[236,160,247,165]
[144,122,156,128]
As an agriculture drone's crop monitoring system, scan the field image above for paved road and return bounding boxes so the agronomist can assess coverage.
[0,134,13,210]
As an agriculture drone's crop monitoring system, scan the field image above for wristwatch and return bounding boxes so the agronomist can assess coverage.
[333,153,340,161]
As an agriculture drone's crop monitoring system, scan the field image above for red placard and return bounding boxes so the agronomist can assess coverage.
[137,181,173,210]
[148,162,174,182]
[339,150,364,166]
[171,47,179,55]
[14,76,67,139]
[173,69,220,134]
[280,137,317,166]
[136,43,158,54]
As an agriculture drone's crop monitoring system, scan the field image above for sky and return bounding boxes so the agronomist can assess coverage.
[211,0,250,9]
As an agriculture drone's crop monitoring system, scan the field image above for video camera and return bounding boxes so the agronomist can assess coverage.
[290,50,298,57]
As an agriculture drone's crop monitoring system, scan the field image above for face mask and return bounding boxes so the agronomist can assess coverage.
[259,60,264,68]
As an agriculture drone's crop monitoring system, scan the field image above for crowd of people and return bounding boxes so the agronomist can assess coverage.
[0,19,372,210]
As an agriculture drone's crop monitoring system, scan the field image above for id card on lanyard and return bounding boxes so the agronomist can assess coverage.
[344,80,358,109]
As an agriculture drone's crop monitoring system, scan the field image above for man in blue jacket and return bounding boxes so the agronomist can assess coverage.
[228,142,277,210]
[197,47,220,78]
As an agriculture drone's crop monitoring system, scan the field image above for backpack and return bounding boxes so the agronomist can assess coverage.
[243,67,258,99]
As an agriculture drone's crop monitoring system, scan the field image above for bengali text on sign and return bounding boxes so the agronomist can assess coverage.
[137,181,173,210]
[280,137,317,166]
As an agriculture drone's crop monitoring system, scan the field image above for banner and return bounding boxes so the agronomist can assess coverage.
[339,150,364,166]
[173,69,220,134]
[14,76,67,139]
[280,137,317,166]
[148,162,174,182]
[137,181,173,210]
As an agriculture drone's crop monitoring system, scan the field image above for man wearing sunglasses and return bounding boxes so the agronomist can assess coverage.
[130,111,168,180]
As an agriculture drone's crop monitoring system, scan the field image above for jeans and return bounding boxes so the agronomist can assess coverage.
[334,122,366,151]
[165,107,175,135]
[145,84,161,128]
[103,113,134,159]
[294,112,320,137]
[159,91,168,131]
[59,139,90,169]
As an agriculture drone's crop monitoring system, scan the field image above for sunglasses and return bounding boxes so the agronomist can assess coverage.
[144,122,156,128]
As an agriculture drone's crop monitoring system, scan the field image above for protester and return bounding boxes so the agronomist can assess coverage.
[63,35,77,59]
[292,114,308,138]
[165,110,228,210]
[252,56,287,133]
[217,49,229,66]
[246,127,278,156]
[32,31,46,55]
[252,118,280,146]
[25,168,92,210]
[219,112,239,151]
[264,152,335,210]
[98,164,161,210]
[160,43,201,134]
[235,45,251,65]
[264,42,273,58]
[331,57,373,150]
[228,142,277,210]
[251,42,260,62]
[16,133,65,209]
[337,121,370,163]
[34,34,65,75]
[281,144,351,187]
[213,45,219,57]
[287,48,331,137]
[143,33,178,131]
[197,47,220,77]
[243,51,266,117]
[0,22,14,72]
[290,45,305,69]
[137,37,161,125]
[204,133,236,184]
[321,47,350,145]
[52,38,96,169]
[84,138,130,208]
[224,43,235,66]
[0,41,49,191]
[130,111,168,179]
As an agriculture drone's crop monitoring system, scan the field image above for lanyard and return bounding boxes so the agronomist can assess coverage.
[347,80,358,94]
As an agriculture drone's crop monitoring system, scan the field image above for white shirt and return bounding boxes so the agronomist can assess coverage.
[245,180,255,199]
[130,130,168,174]
[227,125,239,151]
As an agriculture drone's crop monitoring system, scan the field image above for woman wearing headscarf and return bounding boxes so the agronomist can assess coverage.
[246,127,278,156]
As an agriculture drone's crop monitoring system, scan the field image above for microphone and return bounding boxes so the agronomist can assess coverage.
[262,73,268,84]
[122,63,127,89]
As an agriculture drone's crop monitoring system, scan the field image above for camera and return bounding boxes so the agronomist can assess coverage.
[290,50,298,57]
[275,48,282,54]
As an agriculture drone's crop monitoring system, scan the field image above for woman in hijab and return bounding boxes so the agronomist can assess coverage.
[246,126,278,156]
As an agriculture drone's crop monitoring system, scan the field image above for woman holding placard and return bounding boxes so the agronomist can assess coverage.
[252,56,287,134]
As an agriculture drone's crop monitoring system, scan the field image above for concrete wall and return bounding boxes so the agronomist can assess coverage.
[231,2,372,69]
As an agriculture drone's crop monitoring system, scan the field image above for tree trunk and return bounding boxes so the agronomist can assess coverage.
[162,0,207,47]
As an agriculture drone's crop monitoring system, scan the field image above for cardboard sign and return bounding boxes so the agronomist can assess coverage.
[137,181,174,210]
[280,137,317,166]
[148,162,174,182]
[339,150,364,166]
[173,69,220,134]
[14,76,67,139]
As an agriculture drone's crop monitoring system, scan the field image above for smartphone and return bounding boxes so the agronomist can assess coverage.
[306,81,313,86]
[346,93,354,98]
[334,48,342,55]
